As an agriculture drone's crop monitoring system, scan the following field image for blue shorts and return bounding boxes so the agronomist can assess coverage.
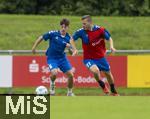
[83,57,110,72]
[47,57,72,73]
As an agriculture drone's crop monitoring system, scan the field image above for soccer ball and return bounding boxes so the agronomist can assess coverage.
[35,86,48,95]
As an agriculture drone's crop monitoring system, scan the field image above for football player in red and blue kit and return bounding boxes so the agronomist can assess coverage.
[71,15,119,96]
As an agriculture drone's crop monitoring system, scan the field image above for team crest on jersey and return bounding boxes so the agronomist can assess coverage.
[55,36,58,40]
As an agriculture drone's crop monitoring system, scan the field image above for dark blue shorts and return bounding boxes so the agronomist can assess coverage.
[47,57,72,73]
[83,57,110,72]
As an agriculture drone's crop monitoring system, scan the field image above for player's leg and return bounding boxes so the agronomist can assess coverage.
[47,59,59,95]
[103,71,119,95]
[59,57,75,96]
[83,59,109,94]
[97,57,119,96]
[50,68,59,95]
[65,70,74,96]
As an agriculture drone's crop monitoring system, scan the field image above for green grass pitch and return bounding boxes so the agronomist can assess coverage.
[1,87,150,96]
[50,96,150,119]
[0,87,150,119]
[53,88,150,96]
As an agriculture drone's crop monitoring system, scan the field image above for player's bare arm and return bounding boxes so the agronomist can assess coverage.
[70,38,78,56]
[108,37,116,53]
[32,36,43,54]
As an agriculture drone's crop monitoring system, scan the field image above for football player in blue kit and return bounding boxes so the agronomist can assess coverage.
[32,18,77,96]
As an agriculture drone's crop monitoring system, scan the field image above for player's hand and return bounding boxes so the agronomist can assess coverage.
[72,49,78,56]
[66,43,71,48]
[110,47,116,54]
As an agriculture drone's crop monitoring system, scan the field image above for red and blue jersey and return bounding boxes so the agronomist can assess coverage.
[73,25,111,60]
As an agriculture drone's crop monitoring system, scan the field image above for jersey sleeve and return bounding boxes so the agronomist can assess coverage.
[42,31,54,41]
[68,34,71,42]
[72,30,81,41]
[104,29,111,40]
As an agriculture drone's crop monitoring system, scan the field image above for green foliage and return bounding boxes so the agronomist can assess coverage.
[0,0,149,16]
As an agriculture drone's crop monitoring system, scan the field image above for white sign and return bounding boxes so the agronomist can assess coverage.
[0,56,12,87]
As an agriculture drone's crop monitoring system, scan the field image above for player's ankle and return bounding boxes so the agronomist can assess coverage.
[50,80,55,86]
[67,88,73,93]
[110,83,117,93]
[98,80,105,89]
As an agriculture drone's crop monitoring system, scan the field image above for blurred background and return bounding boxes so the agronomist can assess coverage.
[0,0,149,16]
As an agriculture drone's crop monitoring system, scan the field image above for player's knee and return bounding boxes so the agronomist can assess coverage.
[51,69,58,76]
[69,73,74,79]
[66,71,74,79]
[90,66,99,74]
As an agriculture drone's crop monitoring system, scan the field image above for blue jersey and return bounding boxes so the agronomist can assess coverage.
[42,30,71,59]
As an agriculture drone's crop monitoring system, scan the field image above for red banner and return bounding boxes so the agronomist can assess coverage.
[107,56,127,87]
[13,56,127,87]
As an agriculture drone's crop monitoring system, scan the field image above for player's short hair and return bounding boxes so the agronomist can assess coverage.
[60,18,70,26]
[81,15,92,22]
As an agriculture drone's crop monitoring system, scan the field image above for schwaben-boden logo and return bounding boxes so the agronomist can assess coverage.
[0,94,50,119]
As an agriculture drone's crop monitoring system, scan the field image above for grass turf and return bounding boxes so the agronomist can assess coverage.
[1,87,150,96]
[0,15,150,50]
[50,96,150,119]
